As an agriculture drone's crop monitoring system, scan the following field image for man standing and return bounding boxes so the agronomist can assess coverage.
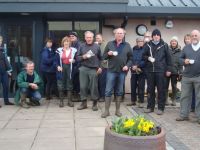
[101,27,132,118]
[95,33,107,102]
[143,29,172,115]
[127,36,145,107]
[16,61,43,108]
[0,36,13,107]
[68,31,82,101]
[77,31,102,111]
[176,30,200,124]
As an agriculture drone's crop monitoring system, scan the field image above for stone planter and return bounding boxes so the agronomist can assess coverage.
[104,126,166,150]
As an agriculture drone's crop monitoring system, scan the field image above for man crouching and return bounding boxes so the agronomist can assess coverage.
[16,61,43,108]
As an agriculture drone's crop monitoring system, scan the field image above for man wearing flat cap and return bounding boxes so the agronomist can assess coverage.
[68,31,82,101]
[143,29,172,115]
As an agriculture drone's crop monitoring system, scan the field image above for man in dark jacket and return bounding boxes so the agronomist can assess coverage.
[101,28,133,118]
[127,36,145,107]
[166,36,182,106]
[143,29,172,115]
[68,31,82,101]
[0,36,13,107]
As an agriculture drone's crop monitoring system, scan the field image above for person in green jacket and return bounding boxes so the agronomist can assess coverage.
[15,60,43,108]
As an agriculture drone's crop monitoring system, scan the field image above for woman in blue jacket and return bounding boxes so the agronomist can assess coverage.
[54,37,77,107]
[40,38,57,100]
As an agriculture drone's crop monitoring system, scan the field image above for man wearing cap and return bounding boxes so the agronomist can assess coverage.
[176,30,200,124]
[68,31,82,101]
[165,36,182,106]
[143,29,172,115]
[127,36,145,107]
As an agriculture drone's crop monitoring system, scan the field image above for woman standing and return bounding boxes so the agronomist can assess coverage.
[40,38,57,100]
[55,37,77,107]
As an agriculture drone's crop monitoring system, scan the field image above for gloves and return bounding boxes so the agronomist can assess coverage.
[148,57,155,63]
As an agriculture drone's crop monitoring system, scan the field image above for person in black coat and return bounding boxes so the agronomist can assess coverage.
[143,29,172,115]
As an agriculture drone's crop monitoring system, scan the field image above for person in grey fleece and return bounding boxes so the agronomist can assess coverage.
[101,27,133,118]
[76,31,102,111]
[176,30,200,124]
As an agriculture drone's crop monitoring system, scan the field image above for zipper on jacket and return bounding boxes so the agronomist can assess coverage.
[148,44,155,72]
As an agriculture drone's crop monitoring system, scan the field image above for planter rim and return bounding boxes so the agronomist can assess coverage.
[106,126,166,140]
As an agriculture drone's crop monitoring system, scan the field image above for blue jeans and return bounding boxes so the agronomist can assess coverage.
[20,88,41,101]
[0,71,9,103]
[105,71,126,97]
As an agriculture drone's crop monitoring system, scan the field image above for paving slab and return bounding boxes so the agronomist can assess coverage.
[36,128,74,139]
[31,138,75,150]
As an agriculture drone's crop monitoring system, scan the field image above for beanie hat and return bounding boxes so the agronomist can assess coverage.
[170,36,179,42]
[152,29,161,37]
[68,31,78,37]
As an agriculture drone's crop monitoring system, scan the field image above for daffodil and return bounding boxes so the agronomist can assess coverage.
[124,119,135,128]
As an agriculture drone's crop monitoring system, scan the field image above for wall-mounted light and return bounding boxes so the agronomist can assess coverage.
[165,19,173,29]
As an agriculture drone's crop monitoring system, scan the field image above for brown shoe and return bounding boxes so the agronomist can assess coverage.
[176,117,189,121]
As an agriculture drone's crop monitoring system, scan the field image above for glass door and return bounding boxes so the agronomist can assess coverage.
[6,24,32,72]
[5,24,32,94]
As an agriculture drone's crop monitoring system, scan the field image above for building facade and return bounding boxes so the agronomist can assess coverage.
[0,0,200,93]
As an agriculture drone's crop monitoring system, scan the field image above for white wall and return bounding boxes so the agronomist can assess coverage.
[102,18,200,93]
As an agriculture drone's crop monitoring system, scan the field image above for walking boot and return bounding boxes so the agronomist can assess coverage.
[92,100,98,111]
[77,100,87,110]
[67,91,74,107]
[171,99,176,106]
[59,91,64,107]
[115,96,122,117]
[20,93,30,109]
[101,97,111,118]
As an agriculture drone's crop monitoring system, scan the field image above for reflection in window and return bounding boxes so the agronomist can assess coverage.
[48,21,72,47]
[75,21,99,41]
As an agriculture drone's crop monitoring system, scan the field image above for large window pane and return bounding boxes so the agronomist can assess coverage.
[48,21,72,47]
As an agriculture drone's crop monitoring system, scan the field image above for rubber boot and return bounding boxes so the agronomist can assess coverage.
[59,91,64,107]
[77,100,87,110]
[115,96,122,117]
[67,91,74,107]
[171,99,176,106]
[92,100,98,111]
[101,97,111,118]
[20,93,30,108]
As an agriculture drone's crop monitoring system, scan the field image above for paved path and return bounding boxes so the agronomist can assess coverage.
[0,96,198,150]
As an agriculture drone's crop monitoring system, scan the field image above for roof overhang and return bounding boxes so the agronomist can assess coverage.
[0,1,128,13]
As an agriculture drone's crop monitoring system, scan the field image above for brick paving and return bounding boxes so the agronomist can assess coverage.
[0,95,198,150]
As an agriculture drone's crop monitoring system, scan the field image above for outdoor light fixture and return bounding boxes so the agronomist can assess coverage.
[165,19,174,29]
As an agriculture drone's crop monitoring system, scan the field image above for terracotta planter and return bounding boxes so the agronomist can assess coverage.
[104,126,166,150]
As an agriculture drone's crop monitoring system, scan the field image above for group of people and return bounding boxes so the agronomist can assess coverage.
[0,27,200,124]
